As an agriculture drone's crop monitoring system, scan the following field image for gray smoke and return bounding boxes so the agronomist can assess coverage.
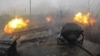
[0,0,100,44]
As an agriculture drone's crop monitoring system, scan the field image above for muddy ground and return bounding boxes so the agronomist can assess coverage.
[0,16,100,56]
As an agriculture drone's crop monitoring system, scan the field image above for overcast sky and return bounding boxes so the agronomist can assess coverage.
[0,0,99,16]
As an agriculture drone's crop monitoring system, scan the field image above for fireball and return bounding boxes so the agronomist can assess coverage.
[74,12,96,26]
[4,16,29,34]
[46,16,52,23]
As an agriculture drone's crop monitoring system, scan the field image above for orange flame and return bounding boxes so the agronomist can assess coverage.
[46,16,52,23]
[74,12,96,26]
[4,16,29,34]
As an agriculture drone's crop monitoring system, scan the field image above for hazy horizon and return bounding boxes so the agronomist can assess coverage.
[0,0,99,16]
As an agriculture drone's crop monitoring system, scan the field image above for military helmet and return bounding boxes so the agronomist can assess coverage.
[61,23,83,43]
